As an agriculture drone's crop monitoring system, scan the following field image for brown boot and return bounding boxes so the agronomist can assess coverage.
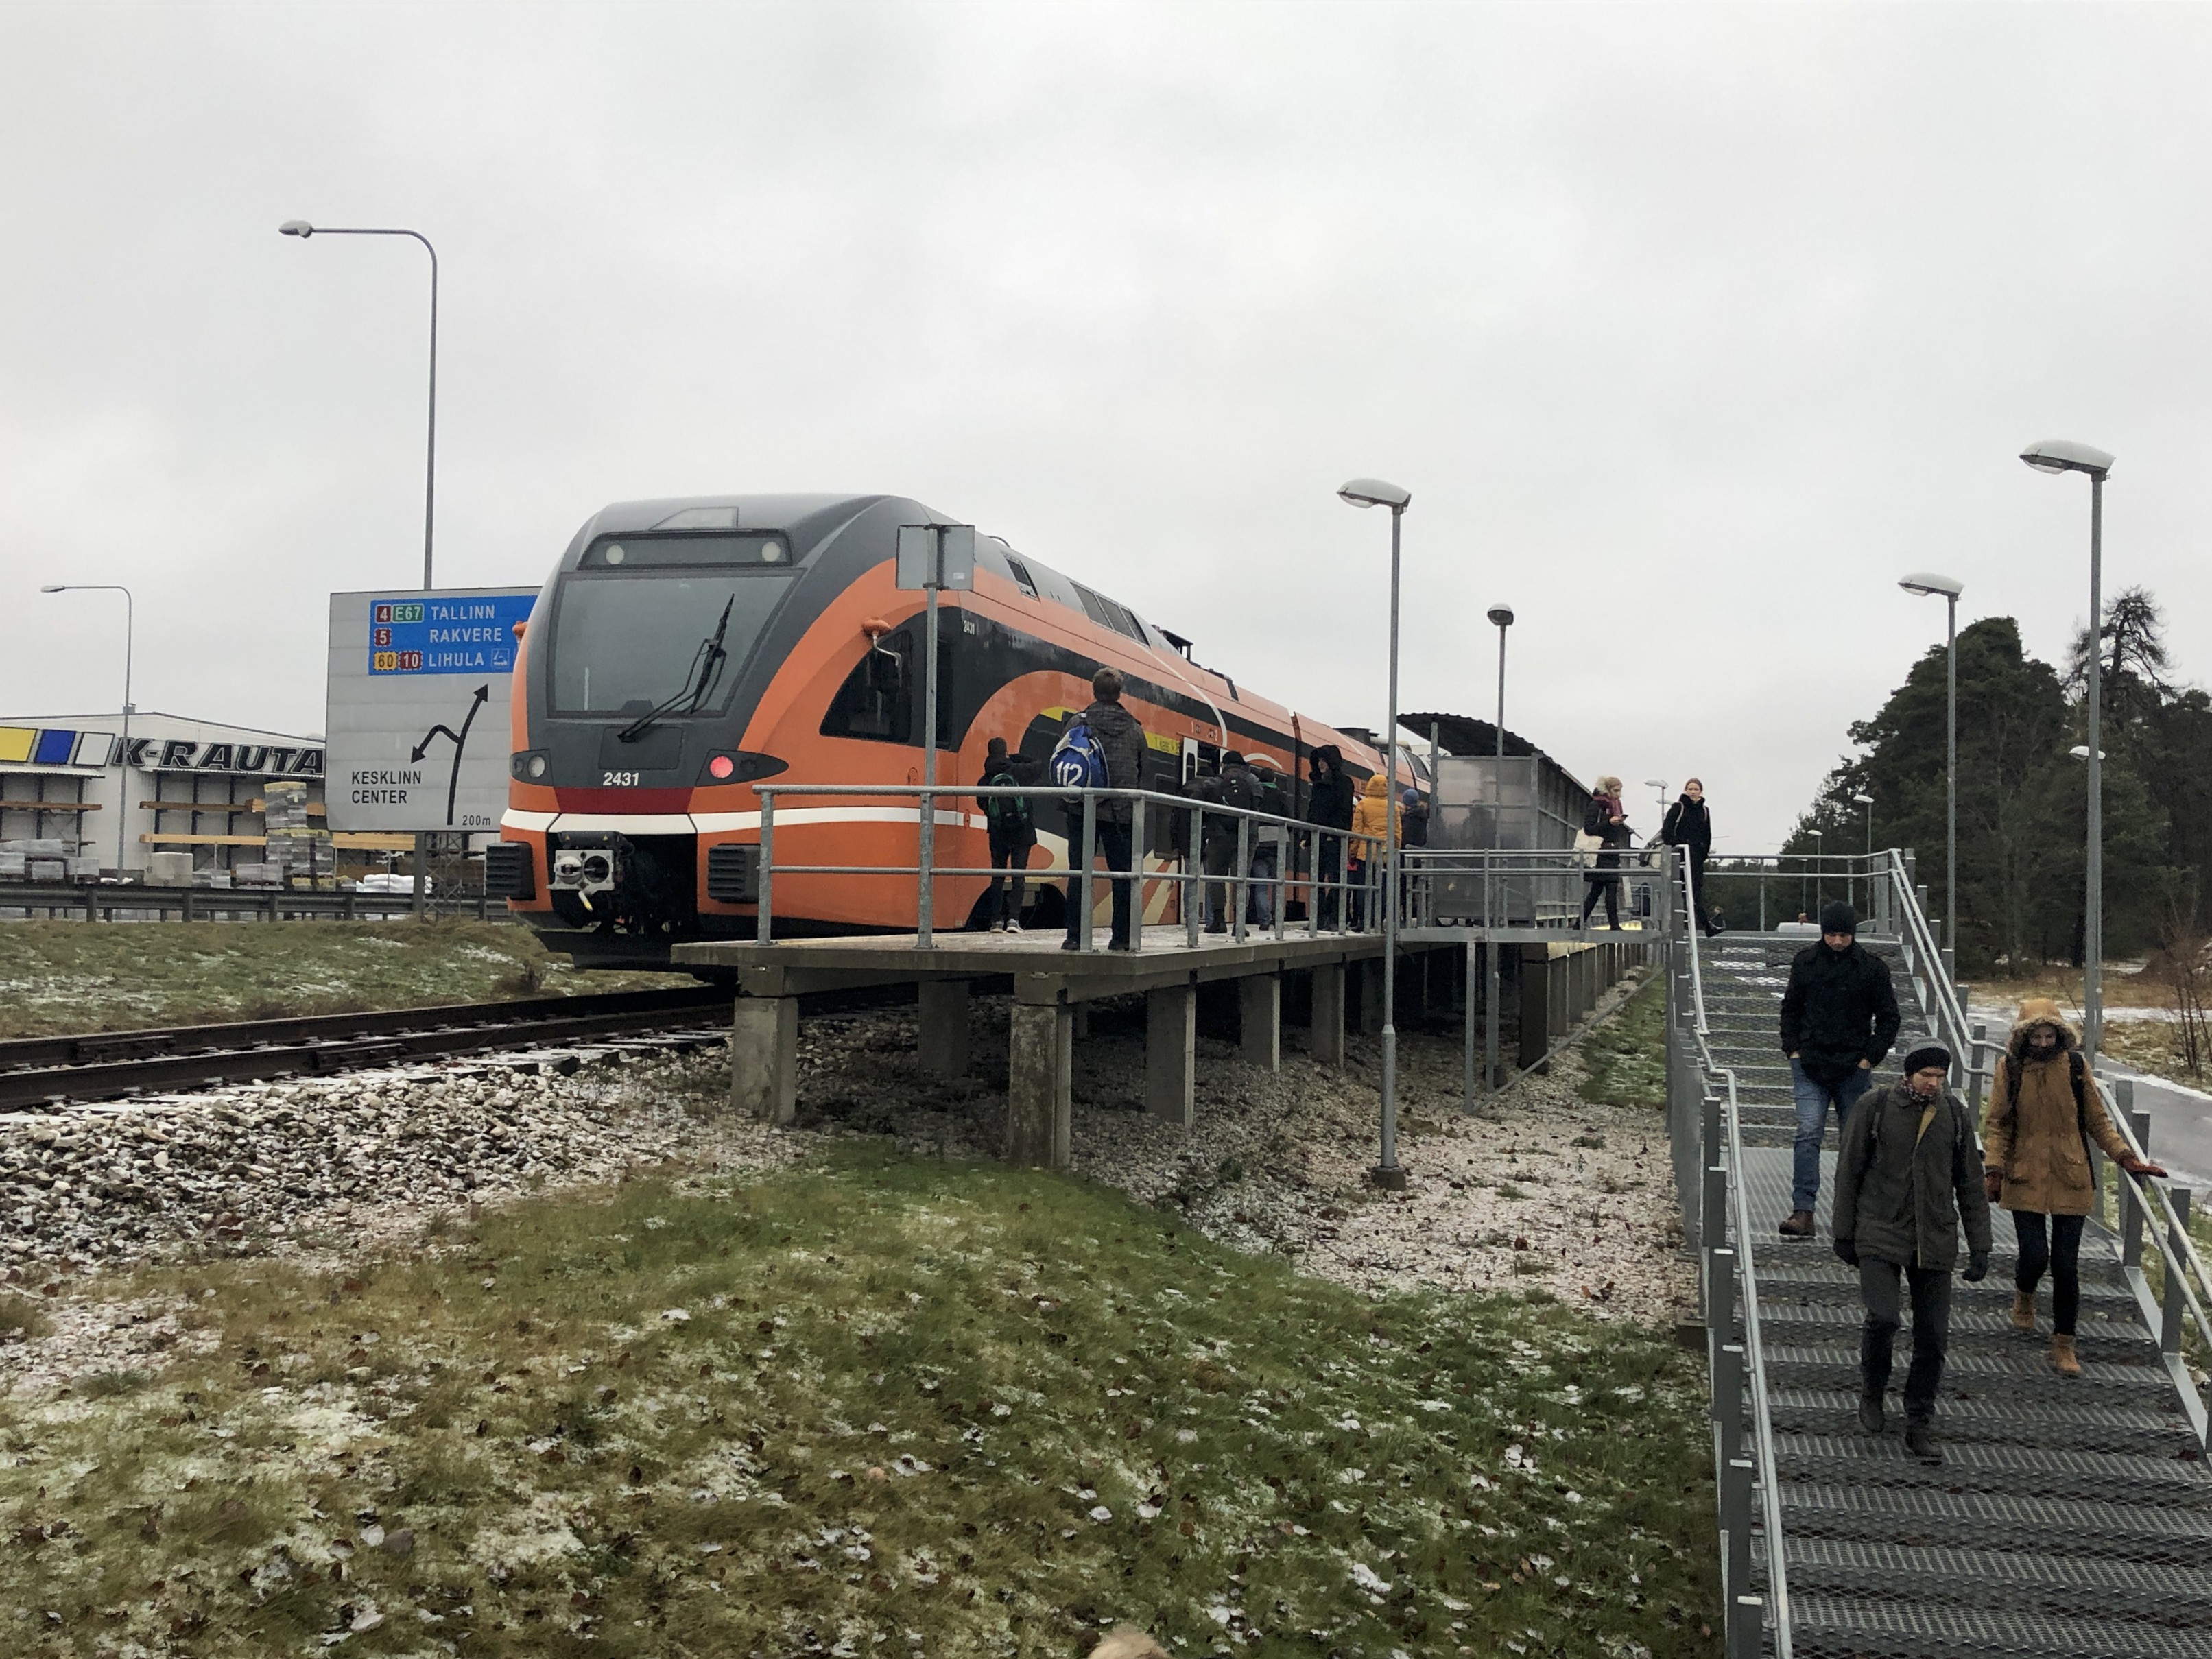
[1777,1210,1815,1239]
[2051,1334,2081,1378]
[2011,1290,2036,1333]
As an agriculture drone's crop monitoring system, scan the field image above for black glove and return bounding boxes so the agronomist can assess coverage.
[1833,1237,1858,1267]
[1962,1252,1989,1283]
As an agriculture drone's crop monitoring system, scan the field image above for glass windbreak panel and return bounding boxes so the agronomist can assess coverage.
[549,572,792,715]
[582,533,791,569]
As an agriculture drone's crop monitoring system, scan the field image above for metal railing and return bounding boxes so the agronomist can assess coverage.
[0,879,505,924]
[1665,857,1793,1658]
[1402,842,1671,929]
[2097,1076,2212,1443]
[752,783,1381,950]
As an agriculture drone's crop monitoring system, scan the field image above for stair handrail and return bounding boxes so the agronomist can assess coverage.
[1884,850,2212,1424]
[1674,861,1794,1656]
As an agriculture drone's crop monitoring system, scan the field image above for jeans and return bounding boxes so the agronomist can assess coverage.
[1064,817,1134,947]
[1859,1256,1952,1421]
[1202,838,1235,927]
[1312,834,1346,930]
[985,835,1034,926]
[1249,844,1279,926]
[1790,1058,1875,1213]
[2014,1210,2088,1336]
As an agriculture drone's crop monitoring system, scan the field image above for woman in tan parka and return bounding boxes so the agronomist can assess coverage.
[1983,997,2165,1376]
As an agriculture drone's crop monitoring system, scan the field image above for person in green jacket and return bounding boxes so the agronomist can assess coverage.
[1831,1043,1993,1465]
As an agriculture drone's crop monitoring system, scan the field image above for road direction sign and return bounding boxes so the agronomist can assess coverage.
[326,587,538,833]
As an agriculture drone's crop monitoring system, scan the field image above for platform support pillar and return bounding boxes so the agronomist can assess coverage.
[1146,982,1197,1124]
[730,996,799,1125]
[918,979,971,1077]
[1239,972,1281,1072]
[1519,946,1554,1068]
[1310,962,1346,1067]
[1355,957,1384,1036]
[1008,1001,1072,1168]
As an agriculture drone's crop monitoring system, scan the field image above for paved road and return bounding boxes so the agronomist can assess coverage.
[2094,1057,2212,1193]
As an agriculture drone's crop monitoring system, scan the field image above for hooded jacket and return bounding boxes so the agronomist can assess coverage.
[1351,774,1396,857]
[1660,795,1711,859]
[1778,936,1901,1086]
[1982,999,2134,1216]
[1833,1078,1991,1271]
[1067,697,1148,826]
[1305,745,1355,833]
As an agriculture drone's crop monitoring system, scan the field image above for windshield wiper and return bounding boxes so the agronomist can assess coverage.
[617,595,735,743]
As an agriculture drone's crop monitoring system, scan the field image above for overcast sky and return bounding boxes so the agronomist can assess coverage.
[5,1,2210,850]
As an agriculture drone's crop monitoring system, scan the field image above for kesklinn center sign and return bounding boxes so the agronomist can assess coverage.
[326,588,539,833]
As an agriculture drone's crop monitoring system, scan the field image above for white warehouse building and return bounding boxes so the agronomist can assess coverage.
[0,710,408,882]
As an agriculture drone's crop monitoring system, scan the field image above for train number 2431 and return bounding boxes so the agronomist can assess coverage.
[601,770,641,787]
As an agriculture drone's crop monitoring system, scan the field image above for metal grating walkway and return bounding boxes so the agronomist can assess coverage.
[1695,931,2212,1658]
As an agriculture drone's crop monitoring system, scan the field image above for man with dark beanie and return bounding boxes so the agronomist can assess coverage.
[1831,1044,1991,1463]
[1776,901,1901,1237]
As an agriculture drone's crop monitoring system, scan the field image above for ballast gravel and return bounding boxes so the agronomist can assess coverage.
[2,970,1693,1395]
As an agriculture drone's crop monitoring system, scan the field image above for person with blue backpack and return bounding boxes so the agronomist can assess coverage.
[975,736,1037,931]
[1053,667,1150,951]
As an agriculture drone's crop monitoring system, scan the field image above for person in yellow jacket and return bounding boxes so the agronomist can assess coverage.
[1982,997,2165,1376]
[1347,772,1395,929]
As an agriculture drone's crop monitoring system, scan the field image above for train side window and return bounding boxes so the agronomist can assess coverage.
[1003,556,1040,599]
[821,630,912,743]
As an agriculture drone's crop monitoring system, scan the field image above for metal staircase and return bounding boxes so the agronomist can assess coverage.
[1665,856,2212,1658]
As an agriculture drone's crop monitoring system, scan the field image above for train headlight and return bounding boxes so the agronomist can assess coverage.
[706,753,736,780]
[510,750,550,780]
[604,544,627,565]
[528,754,548,778]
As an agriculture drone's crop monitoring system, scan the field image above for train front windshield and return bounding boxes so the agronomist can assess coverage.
[549,534,794,715]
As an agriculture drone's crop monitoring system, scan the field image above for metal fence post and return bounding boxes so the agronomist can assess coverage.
[1187,802,1204,948]
[1967,1021,1988,1123]
[1721,1457,1757,1652]
[2124,1110,2150,1267]
[1128,794,1146,954]
[916,785,937,949]
[756,794,776,944]
[2164,1188,2193,1357]
[1233,814,1250,944]
[1078,793,1097,951]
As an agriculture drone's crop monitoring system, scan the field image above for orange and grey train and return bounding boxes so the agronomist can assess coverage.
[486,493,1399,968]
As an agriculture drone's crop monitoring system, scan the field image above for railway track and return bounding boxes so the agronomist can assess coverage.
[0,986,739,1111]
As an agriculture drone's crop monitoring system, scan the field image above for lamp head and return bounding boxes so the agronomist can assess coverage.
[40,585,64,593]
[2019,438,2113,477]
[1487,604,1515,628]
[1337,477,1411,510]
[1853,793,1873,805]
[278,219,314,239]
[2069,745,2105,761]
[1898,571,1963,599]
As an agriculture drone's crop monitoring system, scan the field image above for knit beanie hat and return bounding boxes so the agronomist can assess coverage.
[1819,901,1857,935]
[1901,1045,1951,1077]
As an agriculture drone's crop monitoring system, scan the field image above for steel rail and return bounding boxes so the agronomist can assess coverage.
[0,986,736,1110]
[1676,861,1794,1657]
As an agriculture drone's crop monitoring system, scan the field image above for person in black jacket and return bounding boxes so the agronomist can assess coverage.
[1577,776,1632,929]
[1060,667,1150,952]
[1778,900,1901,1237]
[1831,1045,1992,1463]
[1305,744,1355,930]
[1660,779,1720,938]
[975,737,1037,931]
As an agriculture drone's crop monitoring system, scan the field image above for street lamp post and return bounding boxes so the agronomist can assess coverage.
[282,219,440,916]
[1484,605,1512,1093]
[40,585,133,875]
[1900,573,1963,966]
[1808,828,1823,920]
[1340,477,1412,1191]
[2022,438,2116,1059]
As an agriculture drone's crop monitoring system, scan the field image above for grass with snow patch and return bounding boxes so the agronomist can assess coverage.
[0,1145,1718,1658]
[0,918,687,1038]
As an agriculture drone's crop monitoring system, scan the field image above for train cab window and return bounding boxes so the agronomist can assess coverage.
[1003,556,1040,599]
[819,628,956,748]
[550,551,794,716]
